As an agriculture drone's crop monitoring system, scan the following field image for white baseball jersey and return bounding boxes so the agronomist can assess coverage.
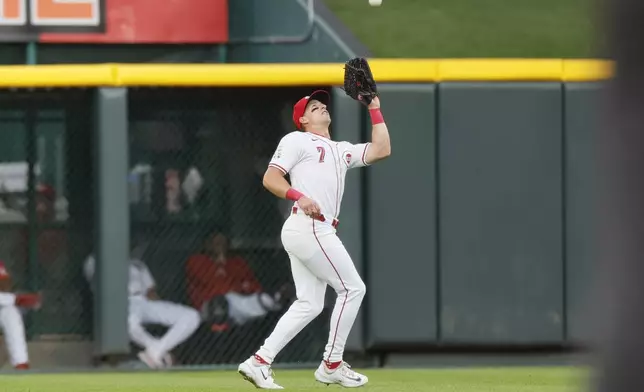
[83,255,155,297]
[269,131,371,220]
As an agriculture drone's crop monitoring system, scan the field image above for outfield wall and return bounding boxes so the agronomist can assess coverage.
[0,59,609,369]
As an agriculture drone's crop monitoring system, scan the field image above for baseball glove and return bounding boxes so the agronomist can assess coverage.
[343,57,378,105]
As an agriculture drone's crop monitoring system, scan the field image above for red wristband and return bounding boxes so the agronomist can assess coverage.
[370,108,384,125]
[286,188,304,201]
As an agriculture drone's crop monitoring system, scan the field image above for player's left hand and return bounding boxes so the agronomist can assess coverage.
[344,57,378,105]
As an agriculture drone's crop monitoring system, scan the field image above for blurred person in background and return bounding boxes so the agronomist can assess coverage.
[0,260,41,370]
[15,184,67,268]
[593,1,644,391]
[84,237,200,369]
[185,230,294,331]
[11,184,76,336]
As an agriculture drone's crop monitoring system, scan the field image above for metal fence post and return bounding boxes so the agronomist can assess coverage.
[25,96,39,338]
[93,87,130,357]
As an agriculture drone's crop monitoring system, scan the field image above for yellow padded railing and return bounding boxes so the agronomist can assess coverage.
[0,59,612,87]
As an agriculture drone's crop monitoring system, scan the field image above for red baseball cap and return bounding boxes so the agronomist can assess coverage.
[292,90,330,130]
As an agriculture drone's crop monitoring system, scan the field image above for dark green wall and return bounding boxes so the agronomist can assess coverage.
[438,83,563,344]
[364,81,602,349]
[564,82,602,344]
[366,85,438,348]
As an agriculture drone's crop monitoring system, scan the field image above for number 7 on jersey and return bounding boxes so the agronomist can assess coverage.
[316,146,326,163]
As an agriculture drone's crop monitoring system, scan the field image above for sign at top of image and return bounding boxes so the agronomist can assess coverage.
[0,0,102,31]
[0,0,228,43]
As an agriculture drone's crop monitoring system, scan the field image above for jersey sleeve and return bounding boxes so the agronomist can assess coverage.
[345,142,372,170]
[268,134,302,175]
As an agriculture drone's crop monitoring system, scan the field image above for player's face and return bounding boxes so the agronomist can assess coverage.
[300,99,331,129]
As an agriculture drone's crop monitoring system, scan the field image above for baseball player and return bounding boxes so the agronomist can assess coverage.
[0,261,41,370]
[83,248,201,369]
[238,89,391,389]
[186,230,294,329]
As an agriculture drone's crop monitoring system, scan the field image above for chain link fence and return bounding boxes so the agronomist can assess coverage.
[0,86,339,370]
[124,87,335,368]
[0,89,95,370]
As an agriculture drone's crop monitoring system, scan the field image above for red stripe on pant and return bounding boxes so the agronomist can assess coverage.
[312,220,347,363]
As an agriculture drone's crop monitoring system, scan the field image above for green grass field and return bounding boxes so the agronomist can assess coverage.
[323,0,599,58]
[0,367,587,392]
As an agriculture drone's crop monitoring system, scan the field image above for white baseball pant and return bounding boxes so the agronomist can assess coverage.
[256,213,366,364]
[128,296,200,357]
[0,293,28,366]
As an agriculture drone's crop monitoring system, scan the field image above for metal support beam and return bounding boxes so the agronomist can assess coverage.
[93,88,130,357]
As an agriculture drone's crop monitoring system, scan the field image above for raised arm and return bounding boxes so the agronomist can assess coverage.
[363,96,391,165]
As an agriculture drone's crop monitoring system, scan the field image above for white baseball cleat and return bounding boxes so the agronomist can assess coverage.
[238,356,284,389]
[314,361,369,388]
[137,349,164,369]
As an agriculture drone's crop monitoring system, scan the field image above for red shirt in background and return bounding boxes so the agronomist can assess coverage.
[186,254,263,310]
